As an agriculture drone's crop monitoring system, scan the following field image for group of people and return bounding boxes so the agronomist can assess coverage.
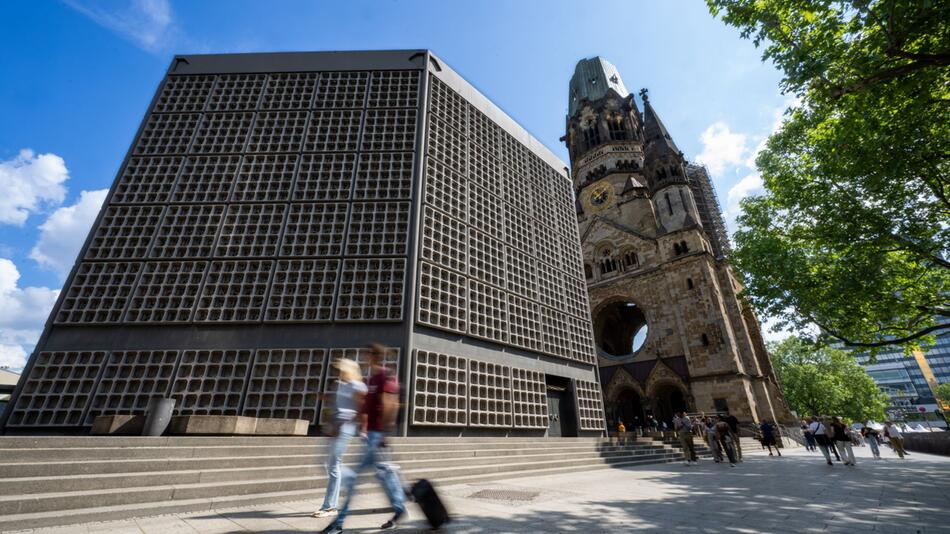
[670,411,783,466]
[315,343,406,534]
[801,416,907,466]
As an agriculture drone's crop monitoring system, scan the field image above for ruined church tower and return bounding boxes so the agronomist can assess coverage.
[563,57,793,426]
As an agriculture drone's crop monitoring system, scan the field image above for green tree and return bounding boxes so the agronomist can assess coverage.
[770,337,888,421]
[706,0,950,351]
[935,382,950,406]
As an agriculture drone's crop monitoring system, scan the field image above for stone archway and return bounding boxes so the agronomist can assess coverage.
[644,361,691,429]
[602,368,647,430]
[650,383,688,428]
[615,388,645,430]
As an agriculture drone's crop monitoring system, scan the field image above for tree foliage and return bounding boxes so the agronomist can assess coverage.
[707,0,950,351]
[770,337,888,421]
[935,382,950,406]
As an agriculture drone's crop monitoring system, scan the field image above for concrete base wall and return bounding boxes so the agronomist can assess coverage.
[902,432,950,456]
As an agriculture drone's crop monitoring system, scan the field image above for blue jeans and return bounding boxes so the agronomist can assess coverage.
[865,436,880,458]
[321,422,357,510]
[333,430,406,526]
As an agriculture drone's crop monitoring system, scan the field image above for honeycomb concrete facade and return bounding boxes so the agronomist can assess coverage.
[1,50,604,437]
[565,57,794,427]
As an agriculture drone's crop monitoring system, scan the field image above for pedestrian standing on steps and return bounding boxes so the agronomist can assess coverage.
[830,416,855,466]
[312,358,367,519]
[808,416,834,466]
[861,422,881,459]
[321,344,406,534]
[760,421,781,456]
[716,415,738,467]
[673,411,698,465]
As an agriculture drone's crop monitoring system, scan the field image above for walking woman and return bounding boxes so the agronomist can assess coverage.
[830,416,855,466]
[312,358,367,518]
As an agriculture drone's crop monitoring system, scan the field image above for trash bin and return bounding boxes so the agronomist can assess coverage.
[143,397,176,436]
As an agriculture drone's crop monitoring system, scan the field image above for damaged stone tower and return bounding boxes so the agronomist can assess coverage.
[564,57,793,426]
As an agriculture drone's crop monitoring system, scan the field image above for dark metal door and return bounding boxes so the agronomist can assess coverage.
[547,392,562,437]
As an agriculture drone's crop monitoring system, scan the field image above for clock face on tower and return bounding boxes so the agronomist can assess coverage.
[585,180,614,212]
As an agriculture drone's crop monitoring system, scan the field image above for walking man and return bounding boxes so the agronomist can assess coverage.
[808,416,834,465]
[673,411,697,465]
[322,344,406,533]
[312,358,366,518]
[885,421,906,459]
[705,417,722,462]
[716,415,738,467]
[861,422,881,459]
[760,420,781,456]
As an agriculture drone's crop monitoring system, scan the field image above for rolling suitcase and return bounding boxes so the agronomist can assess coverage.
[409,479,449,529]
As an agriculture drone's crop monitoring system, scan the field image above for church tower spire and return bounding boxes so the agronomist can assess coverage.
[640,88,679,154]
[566,57,794,429]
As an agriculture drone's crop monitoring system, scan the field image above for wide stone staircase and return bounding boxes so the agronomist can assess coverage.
[0,436,684,531]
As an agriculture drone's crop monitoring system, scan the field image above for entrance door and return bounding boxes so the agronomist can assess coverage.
[546,391,563,437]
[545,378,578,437]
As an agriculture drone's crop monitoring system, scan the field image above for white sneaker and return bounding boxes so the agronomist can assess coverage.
[312,508,338,518]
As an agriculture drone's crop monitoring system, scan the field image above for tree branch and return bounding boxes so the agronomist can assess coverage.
[817,320,950,348]
[829,59,950,99]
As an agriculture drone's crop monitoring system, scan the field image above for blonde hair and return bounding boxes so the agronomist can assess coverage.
[335,358,362,383]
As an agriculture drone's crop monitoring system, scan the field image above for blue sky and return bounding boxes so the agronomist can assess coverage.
[0,0,791,369]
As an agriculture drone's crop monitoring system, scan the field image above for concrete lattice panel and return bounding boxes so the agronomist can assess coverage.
[6,351,108,428]
[4,52,604,433]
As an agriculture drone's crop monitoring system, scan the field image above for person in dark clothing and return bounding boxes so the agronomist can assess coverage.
[715,415,738,466]
[724,414,742,462]
[759,421,781,456]
[801,420,817,451]
[830,416,855,466]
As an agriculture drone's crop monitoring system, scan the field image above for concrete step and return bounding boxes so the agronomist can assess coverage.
[0,453,680,532]
[0,442,668,478]
[0,446,674,495]
[0,450,682,516]
[0,436,607,448]
[0,439,636,463]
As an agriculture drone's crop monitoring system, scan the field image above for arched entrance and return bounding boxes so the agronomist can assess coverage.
[593,301,648,358]
[615,388,645,430]
[651,383,688,427]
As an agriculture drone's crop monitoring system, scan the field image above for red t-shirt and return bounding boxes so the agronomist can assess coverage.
[364,368,399,431]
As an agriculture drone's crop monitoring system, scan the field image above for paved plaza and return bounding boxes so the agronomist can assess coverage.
[10,443,949,534]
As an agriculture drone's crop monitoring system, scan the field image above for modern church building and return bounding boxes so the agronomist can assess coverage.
[1,50,605,437]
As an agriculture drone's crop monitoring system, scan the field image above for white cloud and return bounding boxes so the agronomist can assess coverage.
[694,122,749,176]
[0,149,69,225]
[726,173,765,221]
[0,259,60,370]
[30,189,109,279]
[64,0,175,52]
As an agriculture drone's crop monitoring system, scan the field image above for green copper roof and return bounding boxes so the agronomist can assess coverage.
[568,57,629,117]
